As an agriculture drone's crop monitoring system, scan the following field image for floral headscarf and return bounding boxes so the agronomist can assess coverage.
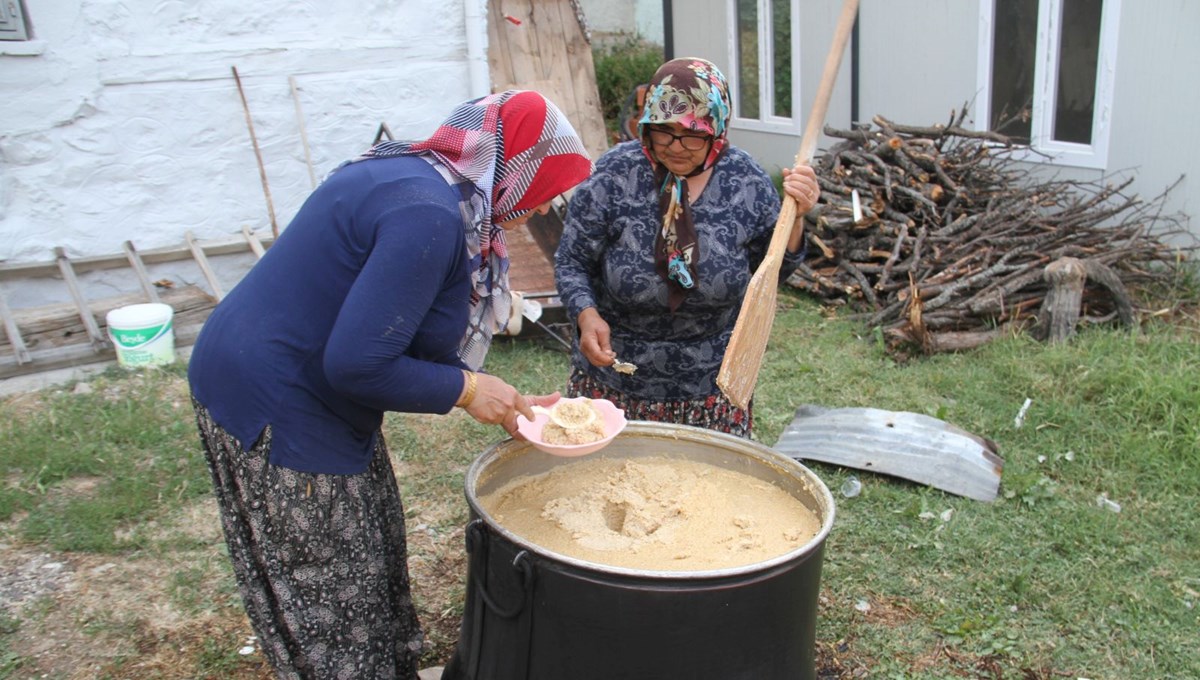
[637,58,732,311]
[354,90,593,369]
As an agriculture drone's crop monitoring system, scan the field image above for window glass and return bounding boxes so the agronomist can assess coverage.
[989,0,1038,143]
[772,0,792,117]
[736,0,760,119]
[1053,0,1101,144]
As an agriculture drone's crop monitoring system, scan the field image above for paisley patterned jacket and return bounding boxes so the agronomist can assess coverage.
[556,141,805,401]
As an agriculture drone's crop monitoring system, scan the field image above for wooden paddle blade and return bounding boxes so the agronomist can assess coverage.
[717,258,782,410]
[717,0,859,409]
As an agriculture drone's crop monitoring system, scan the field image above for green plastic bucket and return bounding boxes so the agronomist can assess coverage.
[106,303,175,368]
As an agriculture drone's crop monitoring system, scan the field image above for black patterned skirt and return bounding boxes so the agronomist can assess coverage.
[566,369,754,438]
[192,399,423,680]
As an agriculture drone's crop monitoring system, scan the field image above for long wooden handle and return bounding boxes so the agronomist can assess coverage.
[795,0,859,167]
[766,0,859,256]
[232,66,280,238]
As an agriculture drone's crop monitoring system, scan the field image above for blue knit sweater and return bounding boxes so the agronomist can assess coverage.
[189,156,472,474]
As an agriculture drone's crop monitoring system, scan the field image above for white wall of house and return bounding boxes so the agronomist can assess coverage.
[668,0,1198,243]
[0,0,488,306]
[578,0,664,44]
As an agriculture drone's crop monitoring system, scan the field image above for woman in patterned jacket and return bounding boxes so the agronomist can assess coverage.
[188,91,591,680]
[555,58,819,439]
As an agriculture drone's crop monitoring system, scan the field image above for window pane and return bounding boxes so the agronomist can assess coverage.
[772,0,792,117]
[1053,0,1101,144]
[737,0,760,119]
[990,0,1038,143]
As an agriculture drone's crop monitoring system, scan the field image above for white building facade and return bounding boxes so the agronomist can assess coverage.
[1,0,491,305]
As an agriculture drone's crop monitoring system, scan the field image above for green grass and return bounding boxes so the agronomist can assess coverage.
[757,292,1200,679]
[1,290,1197,678]
[0,364,209,553]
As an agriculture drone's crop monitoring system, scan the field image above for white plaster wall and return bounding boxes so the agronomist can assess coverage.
[578,0,663,43]
[1,0,486,306]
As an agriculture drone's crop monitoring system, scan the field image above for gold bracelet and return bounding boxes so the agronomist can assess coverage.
[456,370,478,408]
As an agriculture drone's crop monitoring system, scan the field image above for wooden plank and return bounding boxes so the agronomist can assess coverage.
[774,404,1004,502]
[487,0,608,161]
[53,247,107,352]
[242,224,266,259]
[0,321,207,381]
[0,285,216,380]
[0,230,275,280]
[0,288,32,365]
[122,240,161,303]
[1,285,213,352]
[185,231,226,300]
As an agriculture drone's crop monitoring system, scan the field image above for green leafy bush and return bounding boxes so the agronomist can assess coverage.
[591,37,663,141]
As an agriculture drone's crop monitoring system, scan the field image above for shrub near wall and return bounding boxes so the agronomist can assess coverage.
[591,37,664,142]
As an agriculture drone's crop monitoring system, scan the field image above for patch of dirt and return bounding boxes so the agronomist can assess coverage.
[0,480,472,677]
[0,494,272,679]
[0,548,75,618]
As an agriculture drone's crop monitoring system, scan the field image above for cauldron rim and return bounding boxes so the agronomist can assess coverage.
[464,420,836,580]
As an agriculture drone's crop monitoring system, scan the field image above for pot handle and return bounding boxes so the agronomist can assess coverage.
[464,519,538,680]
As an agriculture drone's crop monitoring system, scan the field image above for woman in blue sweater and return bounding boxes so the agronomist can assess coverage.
[555,58,819,438]
[188,90,591,680]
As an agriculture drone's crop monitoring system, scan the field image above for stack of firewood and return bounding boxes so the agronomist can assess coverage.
[791,108,1193,353]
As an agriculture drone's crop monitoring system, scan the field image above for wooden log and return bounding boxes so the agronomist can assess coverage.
[775,404,1004,502]
[1038,257,1086,342]
[1082,259,1136,326]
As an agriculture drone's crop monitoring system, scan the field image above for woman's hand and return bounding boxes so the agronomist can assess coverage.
[577,307,617,367]
[782,164,820,252]
[782,164,820,214]
[463,374,560,437]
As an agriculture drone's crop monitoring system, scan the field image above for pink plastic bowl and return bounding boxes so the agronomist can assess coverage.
[516,397,627,457]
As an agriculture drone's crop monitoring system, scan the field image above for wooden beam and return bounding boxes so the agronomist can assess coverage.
[242,224,266,259]
[0,230,275,280]
[186,231,225,300]
[0,288,32,365]
[122,240,161,303]
[53,247,107,352]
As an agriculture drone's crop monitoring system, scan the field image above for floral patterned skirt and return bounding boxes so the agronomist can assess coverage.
[192,399,423,680]
[566,369,753,439]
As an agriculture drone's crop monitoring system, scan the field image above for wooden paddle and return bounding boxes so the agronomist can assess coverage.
[717,0,860,409]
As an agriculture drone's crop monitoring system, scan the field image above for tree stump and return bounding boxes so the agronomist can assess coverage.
[1039,257,1086,343]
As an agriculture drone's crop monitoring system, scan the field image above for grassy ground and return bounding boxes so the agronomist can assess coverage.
[1,289,1197,679]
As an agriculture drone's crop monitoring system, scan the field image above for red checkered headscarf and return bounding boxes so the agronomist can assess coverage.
[359,90,592,368]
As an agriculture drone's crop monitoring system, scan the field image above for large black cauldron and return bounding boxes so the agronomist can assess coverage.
[443,422,835,680]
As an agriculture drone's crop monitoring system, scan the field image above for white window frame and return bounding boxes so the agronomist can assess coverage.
[975,0,1121,170]
[726,0,804,135]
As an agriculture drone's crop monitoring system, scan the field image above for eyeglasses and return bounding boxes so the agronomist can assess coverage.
[647,128,711,151]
